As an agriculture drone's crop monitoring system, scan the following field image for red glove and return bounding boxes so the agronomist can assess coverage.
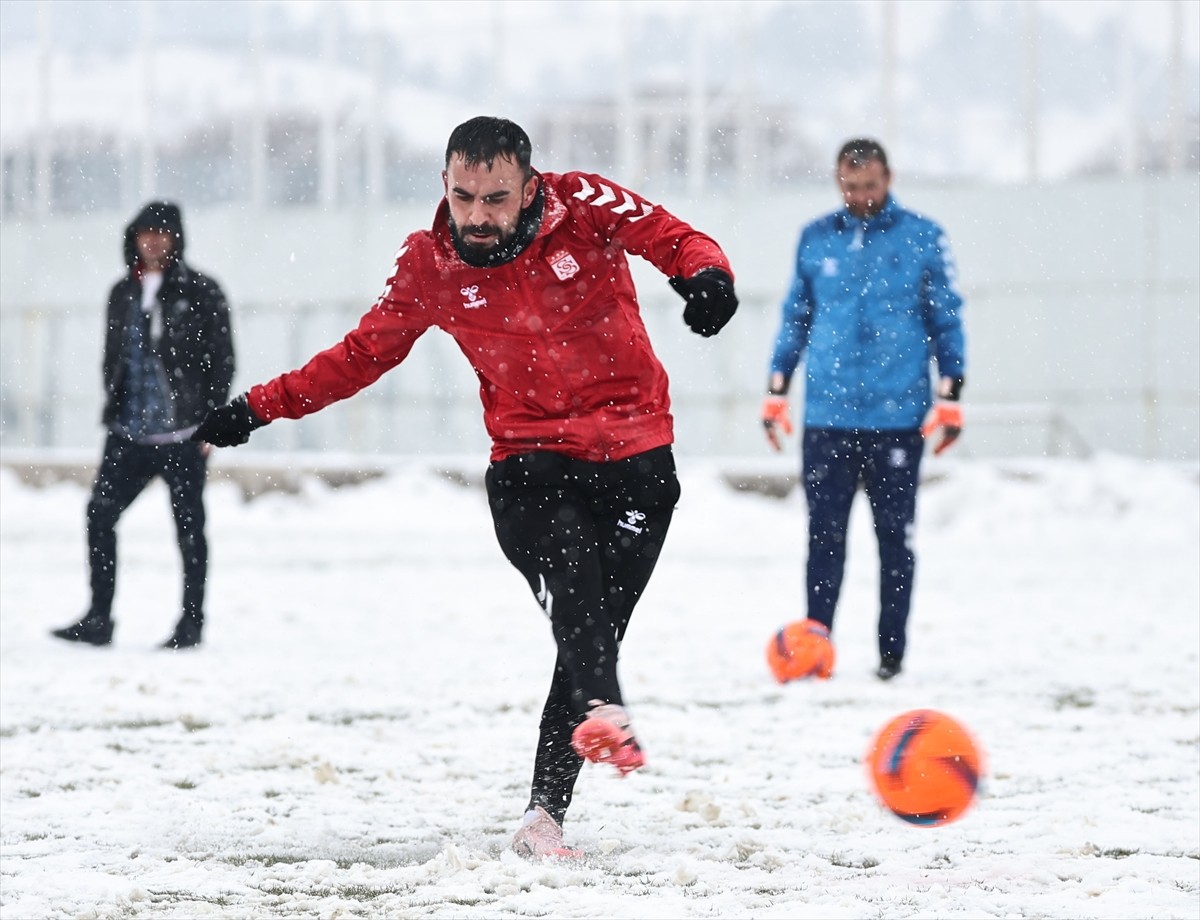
[922,402,964,455]
[761,396,794,451]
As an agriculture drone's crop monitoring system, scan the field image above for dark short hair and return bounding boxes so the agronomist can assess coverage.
[837,138,889,172]
[445,116,533,177]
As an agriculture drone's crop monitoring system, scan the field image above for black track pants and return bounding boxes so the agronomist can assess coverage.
[87,431,209,624]
[485,445,680,825]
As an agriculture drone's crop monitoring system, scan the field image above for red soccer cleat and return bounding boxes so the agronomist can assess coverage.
[571,702,646,776]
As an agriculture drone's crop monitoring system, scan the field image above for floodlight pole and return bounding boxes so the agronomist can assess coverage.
[34,0,52,218]
[319,1,338,208]
[365,2,384,206]
[1023,0,1039,183]
[139,1,157,202]
[249,2,267,209]
[881,0,897,146]
[616,4,638,185]
[1167,0,1184,174]
[688,17,707,198]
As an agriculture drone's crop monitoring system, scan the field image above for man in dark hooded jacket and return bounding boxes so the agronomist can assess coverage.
[51,201,235,649]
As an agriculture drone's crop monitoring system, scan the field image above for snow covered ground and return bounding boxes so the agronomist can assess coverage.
[1,453,1197,919]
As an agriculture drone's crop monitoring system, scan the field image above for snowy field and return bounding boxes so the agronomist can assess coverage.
[1,452,1197,919]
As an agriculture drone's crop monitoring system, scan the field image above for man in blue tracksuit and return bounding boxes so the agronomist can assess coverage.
[762,139,966,680]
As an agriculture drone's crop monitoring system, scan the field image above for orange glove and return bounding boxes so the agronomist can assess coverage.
[922,401,964,455]
[761,396,794,451]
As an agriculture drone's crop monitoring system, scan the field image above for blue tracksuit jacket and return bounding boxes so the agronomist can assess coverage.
[768,196,966,430]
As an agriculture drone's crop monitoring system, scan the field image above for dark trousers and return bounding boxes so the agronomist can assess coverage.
[802,428,924,662]
[87,431,209,625]
[485,446,680,825]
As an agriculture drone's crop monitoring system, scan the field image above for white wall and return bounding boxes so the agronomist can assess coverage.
[2,175,1197,461]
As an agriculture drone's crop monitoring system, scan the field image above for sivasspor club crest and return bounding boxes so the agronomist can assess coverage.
[547,250,580,281]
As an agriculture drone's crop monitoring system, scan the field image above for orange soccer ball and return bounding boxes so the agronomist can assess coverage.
[766,619,835,682]
[866,709,985,826]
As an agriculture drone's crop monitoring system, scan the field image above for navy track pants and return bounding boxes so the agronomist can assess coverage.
[802,428,924,662]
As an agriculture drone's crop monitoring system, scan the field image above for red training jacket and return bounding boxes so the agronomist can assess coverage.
[248,170,733,462]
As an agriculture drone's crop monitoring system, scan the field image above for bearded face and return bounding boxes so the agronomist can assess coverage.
[837,158,891,219]
[444,153,538,264]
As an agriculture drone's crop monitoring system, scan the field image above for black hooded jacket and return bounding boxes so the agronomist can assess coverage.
[102,201,235,430]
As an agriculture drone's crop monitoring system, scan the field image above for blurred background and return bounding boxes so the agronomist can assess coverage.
[1,0,1197,464]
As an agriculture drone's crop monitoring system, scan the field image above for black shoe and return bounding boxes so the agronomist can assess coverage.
[876,656,903,681]
[51,615,113,646]
[159,619,202,650]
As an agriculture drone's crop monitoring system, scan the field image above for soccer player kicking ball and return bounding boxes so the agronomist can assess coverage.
[193,116,738,859]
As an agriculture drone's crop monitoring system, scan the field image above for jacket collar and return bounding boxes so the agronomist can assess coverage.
[834,195,898,231]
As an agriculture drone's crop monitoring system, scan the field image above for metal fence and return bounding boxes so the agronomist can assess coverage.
[2,175,1197,462]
